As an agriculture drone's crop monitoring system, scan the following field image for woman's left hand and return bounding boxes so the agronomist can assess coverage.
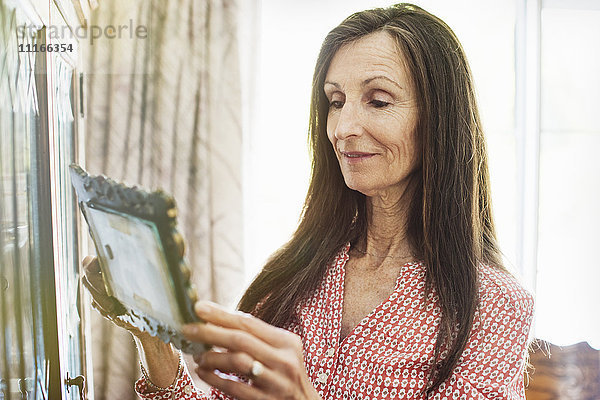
[183,301,322,400]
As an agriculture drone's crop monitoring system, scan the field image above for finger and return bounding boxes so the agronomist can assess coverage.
[80,258,114,305]
[85,276,126,316]
[192,301,298,349]
[90,297,120,317]
[81,274,120,315]
[195,368,272,400]
[91,299,138,332]
[81,260,105,292]
[82,256,101,274]
[197,351,282,390]
[182,323,283,369]
[193,347,224,365]
[81,274,107,300]
[91,299,115,320]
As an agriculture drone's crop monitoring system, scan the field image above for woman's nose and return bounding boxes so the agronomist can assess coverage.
[334,102,365,140]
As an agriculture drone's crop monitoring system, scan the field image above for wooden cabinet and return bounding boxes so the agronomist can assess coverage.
[526,339,600,400]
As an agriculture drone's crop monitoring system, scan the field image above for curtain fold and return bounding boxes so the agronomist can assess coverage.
[85,0,244,397]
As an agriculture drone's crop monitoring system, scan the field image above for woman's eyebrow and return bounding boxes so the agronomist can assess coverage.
[362,75,403,89]
[323,76,403,90]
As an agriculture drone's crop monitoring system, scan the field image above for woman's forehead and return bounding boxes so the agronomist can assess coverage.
[324,31,409,87]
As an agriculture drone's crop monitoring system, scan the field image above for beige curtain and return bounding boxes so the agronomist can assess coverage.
[85,0,244,398]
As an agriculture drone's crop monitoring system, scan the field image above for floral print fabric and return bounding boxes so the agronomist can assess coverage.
[137,244,534,399]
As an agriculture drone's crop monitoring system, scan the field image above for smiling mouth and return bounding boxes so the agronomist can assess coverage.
[341,151,377,161]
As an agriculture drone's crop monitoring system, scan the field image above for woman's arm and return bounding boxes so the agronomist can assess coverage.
[134,334,180,389]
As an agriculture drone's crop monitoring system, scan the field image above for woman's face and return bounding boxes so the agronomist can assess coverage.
[324,31,419,199]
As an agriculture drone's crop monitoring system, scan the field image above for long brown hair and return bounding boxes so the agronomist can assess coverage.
[239,3,502,395]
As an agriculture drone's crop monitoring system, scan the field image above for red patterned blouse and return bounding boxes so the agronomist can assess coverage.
[136,244,534,399]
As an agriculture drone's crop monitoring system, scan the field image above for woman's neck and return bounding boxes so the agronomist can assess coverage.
[358,181,416,262]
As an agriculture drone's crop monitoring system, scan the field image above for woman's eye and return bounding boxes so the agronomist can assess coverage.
[329,100,344,109]
[369,99,390,108]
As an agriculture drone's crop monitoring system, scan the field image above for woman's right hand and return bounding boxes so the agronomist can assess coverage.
[81,256,182,390]
[81,234,186,339]
[81,256,145,338]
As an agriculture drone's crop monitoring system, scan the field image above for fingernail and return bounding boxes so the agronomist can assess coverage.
[197,354,205,366]
[192,353,202,364]
[194,301,211,316]
[182,324,198,337]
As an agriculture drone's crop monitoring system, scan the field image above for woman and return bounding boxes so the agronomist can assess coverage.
[84,3,534,399]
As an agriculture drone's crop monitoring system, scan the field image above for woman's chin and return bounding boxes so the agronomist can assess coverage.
[344,179,378,197]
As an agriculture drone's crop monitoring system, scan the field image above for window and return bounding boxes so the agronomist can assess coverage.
[535,2,600,348]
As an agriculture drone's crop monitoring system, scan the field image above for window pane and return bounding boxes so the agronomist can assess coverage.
[0,11,38,397]
[537,8,600,348]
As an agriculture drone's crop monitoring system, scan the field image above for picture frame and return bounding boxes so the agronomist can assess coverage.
[69,164,207,354]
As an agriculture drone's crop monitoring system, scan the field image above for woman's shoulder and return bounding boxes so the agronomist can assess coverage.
[477,263,535,315]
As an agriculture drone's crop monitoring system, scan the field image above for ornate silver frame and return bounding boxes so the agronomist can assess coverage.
[70,164,206,354]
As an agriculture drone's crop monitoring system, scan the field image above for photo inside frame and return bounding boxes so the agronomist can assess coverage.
[84,205,183,330]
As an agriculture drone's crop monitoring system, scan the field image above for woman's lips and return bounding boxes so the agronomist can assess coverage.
[341,151,377,163]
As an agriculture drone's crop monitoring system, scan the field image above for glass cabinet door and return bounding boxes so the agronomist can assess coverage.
[0,4,40,398]
[0,1,88,398]
[49,50,85,400]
